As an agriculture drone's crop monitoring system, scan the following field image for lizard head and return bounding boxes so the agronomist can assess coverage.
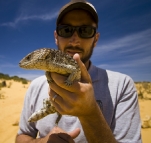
[19,48,52,70]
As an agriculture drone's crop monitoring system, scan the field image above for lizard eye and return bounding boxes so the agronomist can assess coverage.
[26,55,31,61]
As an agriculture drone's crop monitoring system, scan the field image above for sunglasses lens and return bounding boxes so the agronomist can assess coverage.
[57,25,96,38]
[79,26,95,38]
[57,26,74,38]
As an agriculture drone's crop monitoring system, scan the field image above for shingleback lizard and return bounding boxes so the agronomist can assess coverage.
[19,48,81,125]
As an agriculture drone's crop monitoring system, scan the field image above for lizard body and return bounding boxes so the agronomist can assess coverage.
[19,48,81,123]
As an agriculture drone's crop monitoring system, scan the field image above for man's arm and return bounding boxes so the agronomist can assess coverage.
[79,105,116,143]
[15,126,80,143]
[15,129,54,143]
[15,134,48,143]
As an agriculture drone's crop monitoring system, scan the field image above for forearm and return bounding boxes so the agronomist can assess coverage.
[15,134,47,143]
[79,105,117,143]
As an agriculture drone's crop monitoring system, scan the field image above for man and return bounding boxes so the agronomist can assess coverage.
[16,0,142,143]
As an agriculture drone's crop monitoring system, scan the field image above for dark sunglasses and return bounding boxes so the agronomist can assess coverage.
[56,25,96,38]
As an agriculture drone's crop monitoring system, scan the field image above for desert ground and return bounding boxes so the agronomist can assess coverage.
[0,80,151,143]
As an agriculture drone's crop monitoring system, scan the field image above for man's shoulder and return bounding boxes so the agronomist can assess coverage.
[101,68,136,91]
[106,69,129,80]
[92,66,137,97]
[29,75,47,88]
[31,75,46,82]
[106,69,134,85]
[91,64,131,79]
[26,75,49,99]
[92,65,134,86]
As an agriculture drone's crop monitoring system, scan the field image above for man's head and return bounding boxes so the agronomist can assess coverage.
[54,0,99,67]
[57,0,98,27]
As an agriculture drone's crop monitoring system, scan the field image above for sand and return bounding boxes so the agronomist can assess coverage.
[0,80,151,143]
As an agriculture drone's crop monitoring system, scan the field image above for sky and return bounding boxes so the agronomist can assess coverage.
[0,0,151,81]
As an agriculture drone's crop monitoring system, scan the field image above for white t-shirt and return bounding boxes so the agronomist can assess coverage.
[18,63,142,143]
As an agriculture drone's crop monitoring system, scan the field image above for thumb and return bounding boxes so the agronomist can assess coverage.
[73,53,91,83]
[68,128,81,139]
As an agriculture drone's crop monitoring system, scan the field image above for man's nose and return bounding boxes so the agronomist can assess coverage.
[69,31,80,47]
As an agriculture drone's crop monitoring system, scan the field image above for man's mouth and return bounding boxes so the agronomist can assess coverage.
[66,50,82,56]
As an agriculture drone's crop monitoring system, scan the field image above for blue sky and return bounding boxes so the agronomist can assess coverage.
[0,0,151,81]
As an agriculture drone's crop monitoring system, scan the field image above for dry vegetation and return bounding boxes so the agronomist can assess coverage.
[135,82,151,100]
[0,73,151,143]
[134,82,151,143]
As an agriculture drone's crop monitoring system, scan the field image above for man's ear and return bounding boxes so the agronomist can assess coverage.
[94,32,100,47]
[54,30,58,46]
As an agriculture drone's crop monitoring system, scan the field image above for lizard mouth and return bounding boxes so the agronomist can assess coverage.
[19,62,29,68]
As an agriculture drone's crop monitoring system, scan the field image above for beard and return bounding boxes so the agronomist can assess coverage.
[58,41,95,64]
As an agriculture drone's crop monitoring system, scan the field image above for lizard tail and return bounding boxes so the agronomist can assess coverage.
[28,107,56,122]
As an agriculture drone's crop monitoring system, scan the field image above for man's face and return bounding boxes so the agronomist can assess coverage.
[54,9,99,65]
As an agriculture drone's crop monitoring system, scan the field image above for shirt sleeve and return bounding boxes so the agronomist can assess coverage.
[17,79,41,138]
[111,75,142,143]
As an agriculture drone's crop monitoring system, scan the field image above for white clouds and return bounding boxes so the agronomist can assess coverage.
[98,55,151,69]
[0,0,61,28]
[92,28,151,79]
[0,11,58,28]
[94,28,151,55]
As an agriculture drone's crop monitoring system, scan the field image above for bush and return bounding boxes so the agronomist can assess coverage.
[138,91,143,99]
[1,81,6,87]
[22,80,28,84]
[0,73,28,83]
[0,81,7,88]
[0,73,10,80]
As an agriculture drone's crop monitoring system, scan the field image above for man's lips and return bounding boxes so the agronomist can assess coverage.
[66,50,82,56]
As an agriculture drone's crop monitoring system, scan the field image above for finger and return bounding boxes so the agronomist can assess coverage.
[49,83,74,105]
[49,94,64,113]
[49,88,55,99]
[50,99,64,113]
[49,91,73,115]
[47,134,67,143]
[49,84,75,115]
[68,128,81,139]
[49,88,63,101]
[58,133,75,143]
[49,88,61,104]
[51,126,66,133]
[51,126,80,139]
[73,53,91,83]
[48,89,63,111]
[50,72,81,93]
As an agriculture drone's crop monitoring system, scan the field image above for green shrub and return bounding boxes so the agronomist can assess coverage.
[1,81,6,87]
[0,81,7,88]
[22,80,28,84]
[0,73,28,83]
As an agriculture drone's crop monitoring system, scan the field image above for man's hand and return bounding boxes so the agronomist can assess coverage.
[48,54,98,117]
[15,126,80,143]
[47,126,80,143]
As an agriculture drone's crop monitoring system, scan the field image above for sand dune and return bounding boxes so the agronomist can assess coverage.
[0,80,151,143]
[0,80,29,143]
